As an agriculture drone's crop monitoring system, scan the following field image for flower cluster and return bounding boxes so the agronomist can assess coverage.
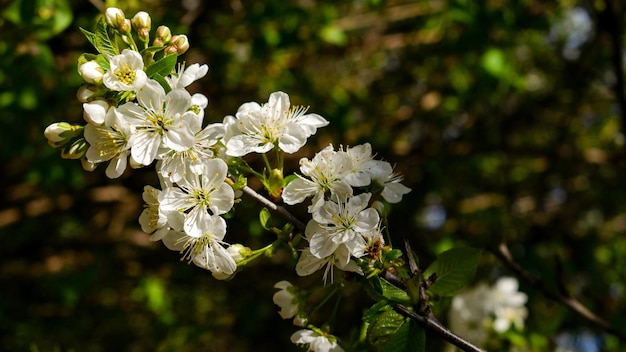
[448,276,529,347]
[282,143,411,283]
[45,7,414,351]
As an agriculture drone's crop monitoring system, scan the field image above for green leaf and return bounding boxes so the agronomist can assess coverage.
[283,174,298,186]
[367,307,406,348]
[423,247,482,296]
[368,276,411,304]
[94,17,118,58]
[259,208,272,231]
[79,27,98,50]
[151,73,172,93]
[383,319,425,352]
[145,54,177,79]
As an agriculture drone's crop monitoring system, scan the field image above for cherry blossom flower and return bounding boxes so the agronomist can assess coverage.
[103,49,147,91]
[158,158,234,237]
[282,145,352,213]
[83,106,133,178]
[306,193,379,259]
[223,91,328,156]
[117,79,196,166]
[158,123,224,183]
[291,328,344,352]
[369,161,411,203]
[273,281,299,319]
[166,63,209,89]
[343,143,380,187]
[162,214,236,275]
[138,185,169,242]
[296,246,362,284]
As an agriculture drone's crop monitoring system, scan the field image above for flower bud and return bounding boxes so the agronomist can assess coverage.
[164,34,189,56]
[104,7,126,30]
[83,100,110,125]
[81,157,98,171]
[153,25,171,47]
[44,122,84,147]
[132,11,151,42]
[293,315,308,327]
[78,60,104,84]
[61,138,88,159]
[76,85,98,102]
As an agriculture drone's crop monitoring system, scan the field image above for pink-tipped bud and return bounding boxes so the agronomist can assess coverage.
[164,34,189,56]
[153,25,171,47]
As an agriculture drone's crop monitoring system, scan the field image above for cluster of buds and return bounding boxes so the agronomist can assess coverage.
[44,123,88,160]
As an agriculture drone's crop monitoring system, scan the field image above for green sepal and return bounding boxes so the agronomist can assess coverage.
[385,249,403,261]
[283,173,298,186]
[423,247,482,296]
[259,208,272,231]
[96,53,110,71]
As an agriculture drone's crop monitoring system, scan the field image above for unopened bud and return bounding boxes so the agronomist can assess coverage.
[61,138,88,159]
[44,122,84,147]
[83,100,110,125]
[104,7,126,30]
[164,34,189,56]
[132,11,151,42]
[78,60,104,84]
[293,315,308,327]
[81,157,98,171]
[76,85,98,102]
[153,25,171,47]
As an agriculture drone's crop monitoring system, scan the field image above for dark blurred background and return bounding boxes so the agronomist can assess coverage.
[2,0,626,351]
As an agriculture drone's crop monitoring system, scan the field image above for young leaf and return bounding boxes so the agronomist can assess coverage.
[383,319,425,352]
[367,276,411,304]
[79,27,98,50]
[145,54,177,79]
[94,17,118,58]
[259,208,272,230]
[423,247,482,296]
[367,307,406,348]
[151,73,172,93]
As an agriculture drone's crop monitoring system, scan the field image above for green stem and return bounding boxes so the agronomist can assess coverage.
[262,153,273,173]
[237,242,276,266]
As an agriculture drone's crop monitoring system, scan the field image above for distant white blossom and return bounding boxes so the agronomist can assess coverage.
[291,328,344,352]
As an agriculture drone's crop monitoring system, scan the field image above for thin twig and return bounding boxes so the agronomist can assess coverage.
[394,304,484,352]
[240,185,306,231]
[488,243,626,343]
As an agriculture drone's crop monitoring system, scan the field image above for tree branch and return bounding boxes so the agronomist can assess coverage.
[394,304,484,352]
[488,242,626,343]
[240,185,307,231]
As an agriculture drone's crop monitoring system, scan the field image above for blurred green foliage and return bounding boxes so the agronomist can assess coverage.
[2,0,626,351]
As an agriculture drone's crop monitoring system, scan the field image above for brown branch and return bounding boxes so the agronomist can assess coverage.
[488,242,626,343]
[397,238,484,352]
[394,304,484,352]
[240,185,306,231]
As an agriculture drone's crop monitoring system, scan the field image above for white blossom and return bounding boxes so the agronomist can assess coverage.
[291,329,344,352]
[158,158,234,237]
[369,161,411,203]
[306,193,379,258]
[138,185,169,241]
[296,246,362,284]
[282,145,352,213]
[223,91,328,156]
[83,106,133,178]
[166,63,209,89]
[273,281,299,319]
[343,143,379,187]
[161,214,236,274]
[158,123,224,183]
[117,79,196,166]
[103,49,147,91]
